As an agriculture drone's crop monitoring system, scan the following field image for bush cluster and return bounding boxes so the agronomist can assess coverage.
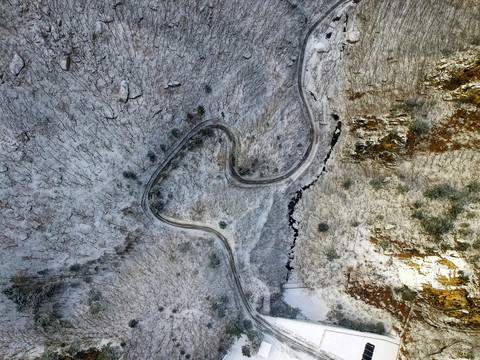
[330,310,385,334]
[209,253,221,268]
[409,119,429,137]
[270,293,300,319]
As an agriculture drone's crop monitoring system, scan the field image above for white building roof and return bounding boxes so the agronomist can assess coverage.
[258,341,272,359]
[264,316,400,360]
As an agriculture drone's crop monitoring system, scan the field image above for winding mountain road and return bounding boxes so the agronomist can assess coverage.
[142,1,354,358]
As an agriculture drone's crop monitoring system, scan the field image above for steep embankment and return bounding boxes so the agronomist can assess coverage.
[295,0,480,359]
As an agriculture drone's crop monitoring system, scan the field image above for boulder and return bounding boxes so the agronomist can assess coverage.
[9,53,24,76]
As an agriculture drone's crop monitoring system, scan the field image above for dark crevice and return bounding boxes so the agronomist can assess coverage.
[285,118,342,281]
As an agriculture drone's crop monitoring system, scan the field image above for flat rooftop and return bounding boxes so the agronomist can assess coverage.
[264,316,400,360]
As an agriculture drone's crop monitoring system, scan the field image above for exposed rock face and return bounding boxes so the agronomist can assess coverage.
[296,0,480,359]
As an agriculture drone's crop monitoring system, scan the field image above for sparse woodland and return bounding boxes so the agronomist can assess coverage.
[2,0,480,359]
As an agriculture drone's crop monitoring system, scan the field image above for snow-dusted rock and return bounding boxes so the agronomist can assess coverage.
[314,40,330,53]
[346,29,361,43]
[9,53,24,75]
[118,80,129,103]
[59,56,70,71]
[128,82,142,99]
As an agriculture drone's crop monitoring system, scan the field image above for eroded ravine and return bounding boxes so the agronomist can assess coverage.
[141,1,354,357]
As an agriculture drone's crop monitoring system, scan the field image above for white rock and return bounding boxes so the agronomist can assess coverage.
[151,104,163,117]
[128,82,142,99]
[347,30,361,44]
[103,107,116,119]
[9,53,24,75]
[118,80,129,103]
[314,40,330,53]
[385,224,396,230]
[59,56,70,71]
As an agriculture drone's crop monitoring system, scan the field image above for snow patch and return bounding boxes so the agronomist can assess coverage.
[283,286,329,321]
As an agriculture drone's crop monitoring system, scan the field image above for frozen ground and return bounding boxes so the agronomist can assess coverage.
[2,0,479,359]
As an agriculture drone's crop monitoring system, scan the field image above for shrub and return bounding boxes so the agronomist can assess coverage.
[3,277,60,314]
[409,119,429,137]
[466,212,476,219]
[199,127,215,138]
[467,181,480,193]
[128,319,138,328]
[394,287,417,302]
[97,345,123,360]
[238,166,251,176]
[122,170,137,180]
[150,185,162,197]
[424,184,459,200]
[186,135,204,151]
[150,200,165,213]
[370,176,385,190]
[204,84,212,94]
[403,99,425,113]
[147,151,157,162]
[458,270,470,282]
[87,289,103,315]
[456,242,471,251]
[448,202,465,220]
[441,49,455,57]
[171,159,180,169]
[330,310,385,334]
[342,178,354,190]
[326,248,340,261]
[171,128,180,137]
[219,221,227,229]
[420,216,454,239]
[379,240,390,251]
[458,223,473,237]
[318,223,329,232]
[242,319,253,330]
[209,253,221,268]
[177,242,191,253]
[41,348,60,360]
[241,345,251,357]
[225,319,245,338]
[69,263,83,272]
[270,293,300,319]
[413,200,424,209]
[35,309,62,333]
